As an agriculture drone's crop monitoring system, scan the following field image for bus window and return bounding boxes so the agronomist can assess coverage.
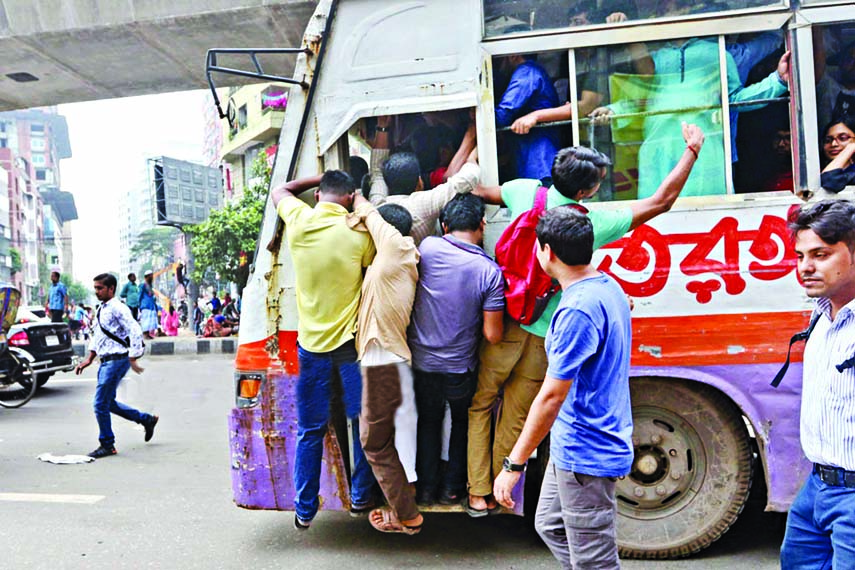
[814,22,855,192]
[586,37,732,202]
[483,0,787,37]
[728,31,793,194]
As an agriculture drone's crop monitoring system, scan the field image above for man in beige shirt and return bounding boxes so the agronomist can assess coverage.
[368,115,480,244]
[348,192,423,535]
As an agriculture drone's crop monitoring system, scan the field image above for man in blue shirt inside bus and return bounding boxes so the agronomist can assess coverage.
[494,53,561,182]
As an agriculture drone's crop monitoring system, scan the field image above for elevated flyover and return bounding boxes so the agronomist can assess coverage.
[0,0,318,110]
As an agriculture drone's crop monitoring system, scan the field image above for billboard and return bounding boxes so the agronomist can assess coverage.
[153,157,223,226]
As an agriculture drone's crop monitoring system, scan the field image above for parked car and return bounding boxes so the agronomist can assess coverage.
[16,305,48,323]
[8,319,76,388]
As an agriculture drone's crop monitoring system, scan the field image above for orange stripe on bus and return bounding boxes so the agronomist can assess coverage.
[235,311,811,371]
[631,311,812,367]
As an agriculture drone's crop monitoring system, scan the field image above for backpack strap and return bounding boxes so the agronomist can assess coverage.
[771,311,822,388]
[532,186,549,214]
[97,305,130,349]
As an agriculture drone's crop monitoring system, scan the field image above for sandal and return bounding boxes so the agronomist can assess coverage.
[464,498,501,518]
[368,507,422,535]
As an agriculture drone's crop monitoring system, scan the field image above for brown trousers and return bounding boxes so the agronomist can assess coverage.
[360,363,420,521]
[467,320,548,497]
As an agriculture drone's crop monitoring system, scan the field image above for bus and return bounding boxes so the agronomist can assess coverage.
[219,0,855,559]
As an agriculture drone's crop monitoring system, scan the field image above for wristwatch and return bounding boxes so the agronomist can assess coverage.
[502,457,526,473]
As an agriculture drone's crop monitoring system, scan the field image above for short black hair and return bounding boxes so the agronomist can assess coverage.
[94,273,118,290]
[349,156,369,185]
[823,115,855,141]
[440,194,485,233]
[552,146,611,200]
[789,199,855,252]
[536,207,594,266]
[383,152,421,196]
[319,170,356,196]
[127,273,136,280]
[377,203,413,237]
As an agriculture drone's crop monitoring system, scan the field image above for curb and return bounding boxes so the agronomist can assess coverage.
[72,337,237,357]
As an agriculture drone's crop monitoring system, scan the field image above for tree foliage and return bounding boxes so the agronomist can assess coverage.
[9,248,21,275]
[187,151,270,293]
[129,227,180,269]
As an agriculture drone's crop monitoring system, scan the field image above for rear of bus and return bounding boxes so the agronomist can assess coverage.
[225,0,855,559]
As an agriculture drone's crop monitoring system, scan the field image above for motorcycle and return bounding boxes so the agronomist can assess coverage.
[0,286,41,408]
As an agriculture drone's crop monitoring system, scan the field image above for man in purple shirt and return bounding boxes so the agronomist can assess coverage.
[409,194,505,505]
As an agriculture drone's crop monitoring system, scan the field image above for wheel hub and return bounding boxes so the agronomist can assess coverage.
[616,406,706,517]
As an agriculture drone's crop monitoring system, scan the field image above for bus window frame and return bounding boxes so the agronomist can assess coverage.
[481,1,790,40]
[795,6,855,191]
[483,11,802,200]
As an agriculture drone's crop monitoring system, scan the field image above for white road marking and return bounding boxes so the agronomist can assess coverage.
[0,493,105,504]
[49,377,96,384]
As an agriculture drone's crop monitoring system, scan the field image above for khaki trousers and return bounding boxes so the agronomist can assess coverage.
[467,320,547,497]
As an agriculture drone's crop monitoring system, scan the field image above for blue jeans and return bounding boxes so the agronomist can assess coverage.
[294,342,375,521]
[781,471,855,569]
[94,358,153,447]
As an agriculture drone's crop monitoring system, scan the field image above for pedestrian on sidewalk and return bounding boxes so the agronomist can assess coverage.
[75,273,158,459]
[47,271,68,323]
[138,270,158,339]
[119,273,141,321]
[780,200,855,568]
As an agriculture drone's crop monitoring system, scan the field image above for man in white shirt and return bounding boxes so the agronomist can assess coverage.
[76,273,158,459]
[781,200,855,568]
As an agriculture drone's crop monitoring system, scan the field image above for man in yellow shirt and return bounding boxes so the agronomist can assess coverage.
[271,170,377,530]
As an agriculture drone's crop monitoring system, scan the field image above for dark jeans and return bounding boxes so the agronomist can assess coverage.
[294,341,375,521]
[50,309,64,323]
[129,307,139,321]
[413,368,475,497]
[94,357,153,447]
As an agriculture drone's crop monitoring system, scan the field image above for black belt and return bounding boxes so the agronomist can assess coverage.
[814,463,855,488]
[100,353,128,362]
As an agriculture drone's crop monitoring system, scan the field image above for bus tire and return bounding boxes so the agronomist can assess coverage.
[617,377,753,559]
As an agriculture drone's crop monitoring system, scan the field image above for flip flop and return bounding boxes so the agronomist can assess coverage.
[368,507,422,535]
[464,498,501,518]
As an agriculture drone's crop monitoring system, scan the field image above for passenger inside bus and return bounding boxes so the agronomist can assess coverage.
[815,28,855,132]
[734,110,792,193]
[589,37,790,198]
[820,116,855,192]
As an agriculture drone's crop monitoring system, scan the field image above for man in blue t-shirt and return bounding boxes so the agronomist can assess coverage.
[494,207,633,569]
[408,194,505,506]
[47,271,68,323]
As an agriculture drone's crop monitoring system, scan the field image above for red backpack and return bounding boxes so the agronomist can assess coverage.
[495,187,589,325]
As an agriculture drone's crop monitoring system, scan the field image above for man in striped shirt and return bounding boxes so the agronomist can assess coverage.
[781,200,855,568]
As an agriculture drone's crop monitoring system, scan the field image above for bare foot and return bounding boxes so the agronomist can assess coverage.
[469,495,497,511]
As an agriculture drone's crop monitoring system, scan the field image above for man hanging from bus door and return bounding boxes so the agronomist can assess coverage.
[493,207,633,570]
[348,193,423,535]
[271,170,377,530]
[367,114,480,244]
[466,123,704,516]
[780,200,855,568]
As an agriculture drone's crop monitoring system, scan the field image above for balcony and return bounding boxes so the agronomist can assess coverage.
[221,109,284,159]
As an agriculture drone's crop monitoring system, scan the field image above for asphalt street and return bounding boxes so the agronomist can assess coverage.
[1,355,786,569]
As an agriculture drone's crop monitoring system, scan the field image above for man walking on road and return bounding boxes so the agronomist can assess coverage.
[76,273,158,459]
[780,200,855,568]
[47,271,68,323]
[493,208,633,569]
[119,273,141,321]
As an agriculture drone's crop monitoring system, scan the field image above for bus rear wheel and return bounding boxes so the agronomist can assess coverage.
[617,378,753,559]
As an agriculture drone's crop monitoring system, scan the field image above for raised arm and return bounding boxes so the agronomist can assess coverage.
[472,184,504,206]
[270,174,323,207]
[444,123,477,179]
[629,123,704,230]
